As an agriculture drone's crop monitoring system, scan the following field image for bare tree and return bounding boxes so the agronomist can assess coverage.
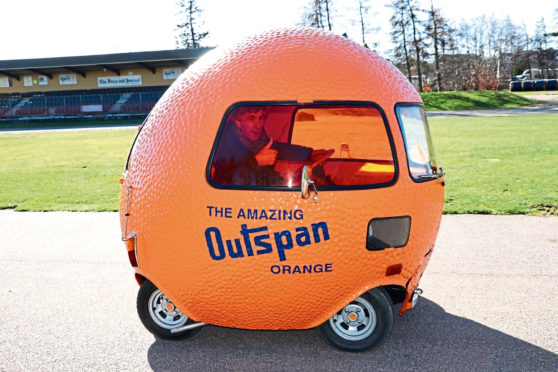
[435,19,457,90]
[301,0,322,28]
[521,25,534,80]
[175,0,208,48]
[452,17,505,90]
[324,0,332,31]
[406,0,425,91]
[501,17,522,80]
[454,21,475,89]
[389,0,412,81]
[534,17,549,78]
[425,0,448,91]
[358,0,369,45]
[354,0,379,48]
[301,0,333,30]
[388,3,554,90]
[547,9,558,36]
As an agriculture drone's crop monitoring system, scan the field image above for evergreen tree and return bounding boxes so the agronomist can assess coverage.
[175,0,209,48]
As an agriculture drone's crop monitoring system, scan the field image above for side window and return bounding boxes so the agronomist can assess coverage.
[395,105,440,181]
[209,103,396,189]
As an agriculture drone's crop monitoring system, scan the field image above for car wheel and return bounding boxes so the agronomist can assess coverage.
[317,288,393,351]
[137,279,200,340]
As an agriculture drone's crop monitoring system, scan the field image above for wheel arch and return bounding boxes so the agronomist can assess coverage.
[382,284,407,305]
[135,273,146,286]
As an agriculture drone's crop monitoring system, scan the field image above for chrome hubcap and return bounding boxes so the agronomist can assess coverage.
[329,296,377,341]
[148,289,188,330]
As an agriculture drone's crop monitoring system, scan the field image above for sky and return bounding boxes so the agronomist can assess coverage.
[0,0,556,61]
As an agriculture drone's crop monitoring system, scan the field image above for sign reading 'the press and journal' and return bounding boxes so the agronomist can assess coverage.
[97,75,142,88]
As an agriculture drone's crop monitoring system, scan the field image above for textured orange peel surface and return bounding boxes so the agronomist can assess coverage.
[120,27,444,330]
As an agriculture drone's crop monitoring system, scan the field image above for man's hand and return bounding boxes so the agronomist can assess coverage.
[309,148,335,167]
[255,138,279,166]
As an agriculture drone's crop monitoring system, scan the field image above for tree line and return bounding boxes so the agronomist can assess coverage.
[175,0,558,91]
[386,0,558,91]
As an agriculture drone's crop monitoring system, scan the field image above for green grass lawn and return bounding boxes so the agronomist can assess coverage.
[421,90,535,111]
[430,114,558,215]
[1,115,557,215]
[0,129,137,211]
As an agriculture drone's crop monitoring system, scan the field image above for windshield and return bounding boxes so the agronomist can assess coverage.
[396,104,440,181]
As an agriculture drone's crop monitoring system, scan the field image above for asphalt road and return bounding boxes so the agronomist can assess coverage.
[1,211,557,371]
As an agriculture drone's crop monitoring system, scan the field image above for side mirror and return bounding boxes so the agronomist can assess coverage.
[301,166,318,203]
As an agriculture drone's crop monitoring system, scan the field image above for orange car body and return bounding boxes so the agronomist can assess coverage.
[120,28,444,330]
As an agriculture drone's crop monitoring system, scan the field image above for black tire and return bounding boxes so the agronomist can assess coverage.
[317,288,394,352]
[137,279,200,340]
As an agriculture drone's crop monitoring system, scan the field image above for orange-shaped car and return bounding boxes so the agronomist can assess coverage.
[120,27,444,351]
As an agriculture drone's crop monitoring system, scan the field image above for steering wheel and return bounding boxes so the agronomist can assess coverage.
[273,149,335,186]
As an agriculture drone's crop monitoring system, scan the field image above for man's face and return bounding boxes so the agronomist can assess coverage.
[233,109,266,141]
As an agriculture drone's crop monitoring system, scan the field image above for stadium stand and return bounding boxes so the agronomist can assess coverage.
[0,87,169,118]
[0,49,211,121]
[0,86,170,118]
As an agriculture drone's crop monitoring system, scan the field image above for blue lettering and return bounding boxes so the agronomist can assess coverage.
[206,207,304,220]
[205,222,330,263]
[215,207,224,217]
[295,227,312,246]
[274,230,294,261]
[269,263,333,274]
[205,227,225,260]
[312,222,330,243]
[254,233,272,255]
[282,210,292,220]
[247,209,258,219]
[240,224,268,256]
[226,238,244,258]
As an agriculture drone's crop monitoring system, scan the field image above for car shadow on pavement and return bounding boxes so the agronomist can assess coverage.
[147,297,558,371]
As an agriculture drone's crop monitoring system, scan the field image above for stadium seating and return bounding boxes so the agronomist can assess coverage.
[0,86,168,119]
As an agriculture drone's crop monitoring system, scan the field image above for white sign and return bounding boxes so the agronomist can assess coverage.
[39,76,48,86]
[98,75,142,87]
[0,77,12,88]
[81,104,103,112]
[24,76,33,86]
[59,74,77,85]
[163,68,182,80]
